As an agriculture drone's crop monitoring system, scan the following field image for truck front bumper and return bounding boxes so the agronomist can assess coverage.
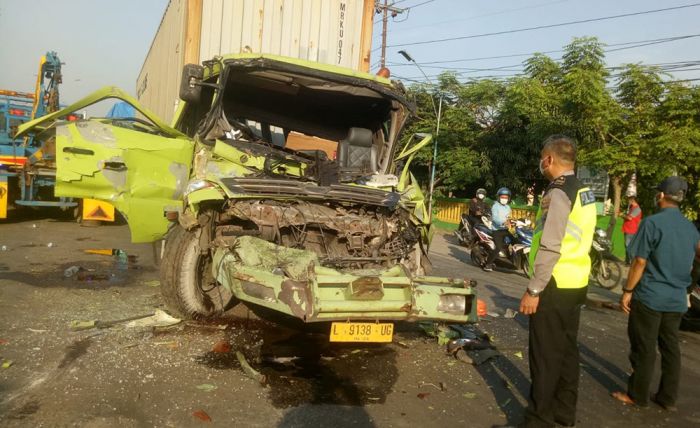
[212,236,477,323]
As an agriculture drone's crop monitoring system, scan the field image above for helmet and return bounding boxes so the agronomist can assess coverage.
[476,188,487,196]
[497,187,511,198]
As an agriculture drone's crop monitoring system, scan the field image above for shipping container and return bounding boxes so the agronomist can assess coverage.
[137,0,375,123]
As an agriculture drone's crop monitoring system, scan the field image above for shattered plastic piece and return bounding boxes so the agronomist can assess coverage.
[514,351,523,359]
[487,311,500,318]
[64,266,81,277]
[504,308,518,319]
[196,384,218,392]
[212,340,232,354]
[1,245,8,251]
[27,328,48,333]
[142,280,160,287]
[125,309,181,328]
[477,299,487,317]
[192,410,212,422]
[70,320,97,331]
[2,360,13,369]
[46,242,54,248]
[236,351,266,384]
[463,392,477,399]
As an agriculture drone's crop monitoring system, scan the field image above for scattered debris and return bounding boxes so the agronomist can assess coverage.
[27,328,47,334]
[46,242,55,248]
[2,360,13,369]
[236,351,266,384]
[125,310,181,328]
[487,311,500,318]
[419,382,444,391]
[393,341,410,348]
[0,245,7,251]
[417,392,431,399]
[196,384,218,392]
[142,280,160,287]
[192,409,212,422]
[477,299,488,317]
[463,392,477,399]
[154,341,179,349]
[504,308,518,319]
[514,351,524,359]
[212,340,232,354]
[70,320,97,331]
[64,266,82,278]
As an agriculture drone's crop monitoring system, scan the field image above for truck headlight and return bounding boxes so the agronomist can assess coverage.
[438,294,467,315]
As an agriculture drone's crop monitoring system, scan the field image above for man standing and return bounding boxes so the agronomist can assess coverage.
[621,195,643,264]
[519,135,597,427]
[613,177,700,410]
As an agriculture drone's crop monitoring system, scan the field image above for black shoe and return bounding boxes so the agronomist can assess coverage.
[482,263,494,272]
[651,394,677,412]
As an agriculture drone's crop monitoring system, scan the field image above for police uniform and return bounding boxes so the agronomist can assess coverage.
[524,171,597,427]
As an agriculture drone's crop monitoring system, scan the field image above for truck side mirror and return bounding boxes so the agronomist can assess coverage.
[179,64,204,104]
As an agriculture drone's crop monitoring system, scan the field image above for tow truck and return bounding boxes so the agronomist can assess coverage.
[0,52,113,221]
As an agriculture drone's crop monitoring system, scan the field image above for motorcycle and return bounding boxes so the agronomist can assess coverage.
[589,228,623,290]
[455,213,476,246]
[681,280,700,331]
[469,217,533,277]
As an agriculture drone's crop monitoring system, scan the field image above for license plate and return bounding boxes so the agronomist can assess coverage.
[329,322,394,343]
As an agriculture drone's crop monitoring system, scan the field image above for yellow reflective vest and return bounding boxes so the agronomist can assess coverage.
[529,175,598,289]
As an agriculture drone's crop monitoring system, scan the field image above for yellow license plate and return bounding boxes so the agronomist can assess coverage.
[329,322,394,343]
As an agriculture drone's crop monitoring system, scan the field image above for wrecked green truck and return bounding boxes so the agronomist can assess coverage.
[18,54,476,341]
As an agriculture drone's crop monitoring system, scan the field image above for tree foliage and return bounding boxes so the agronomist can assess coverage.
[400,37,699,218]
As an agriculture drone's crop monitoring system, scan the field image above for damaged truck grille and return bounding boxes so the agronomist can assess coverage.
[220,178,400,208]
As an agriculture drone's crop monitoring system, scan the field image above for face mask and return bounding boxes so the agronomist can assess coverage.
[477,194,485,200]
[499,197,509,205]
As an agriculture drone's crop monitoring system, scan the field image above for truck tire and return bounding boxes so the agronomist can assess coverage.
[159,224,237,319]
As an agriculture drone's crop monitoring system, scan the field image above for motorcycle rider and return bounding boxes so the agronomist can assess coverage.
[483,187,513,272]
[457,188,489,239]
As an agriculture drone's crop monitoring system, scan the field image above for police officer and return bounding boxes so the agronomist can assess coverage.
[519,135,597,427]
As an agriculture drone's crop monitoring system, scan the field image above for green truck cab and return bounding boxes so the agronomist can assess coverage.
[18,55,476,341]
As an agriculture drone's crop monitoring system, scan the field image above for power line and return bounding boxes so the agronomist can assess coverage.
[404,0,435,10]
[386,34,700,66]
[386,3,700,48]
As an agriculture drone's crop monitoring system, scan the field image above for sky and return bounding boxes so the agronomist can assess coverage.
[1,0,699,114]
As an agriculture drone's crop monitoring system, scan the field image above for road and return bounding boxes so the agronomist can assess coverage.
[1,216,699,427]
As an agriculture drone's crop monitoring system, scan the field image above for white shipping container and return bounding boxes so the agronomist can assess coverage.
[137,0,375,123]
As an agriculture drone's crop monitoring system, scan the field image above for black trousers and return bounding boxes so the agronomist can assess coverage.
[525,281,587,428]
[486,229,511,265]
[627,299,683,406]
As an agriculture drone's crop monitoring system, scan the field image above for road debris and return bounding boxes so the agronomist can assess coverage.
[514,351,524,359]
[192,409,212,422]
[64,266,82,277]
[417,392,431,399]
[125,310,181,328]
[2,360,13,369]
[463,392,477,399]
[70,320,97,331]
[504,308,518,319]
[236,351,266,384]
[212,340,232,354]
[142,280,160,287]
[196,384,218,392]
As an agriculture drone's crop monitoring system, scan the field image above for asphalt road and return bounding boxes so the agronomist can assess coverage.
[1,216,699,427]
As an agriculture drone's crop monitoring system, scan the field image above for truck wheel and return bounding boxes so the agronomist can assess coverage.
[159,225,237,319]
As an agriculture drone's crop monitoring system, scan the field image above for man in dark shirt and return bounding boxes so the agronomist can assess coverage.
[613,176,700,411]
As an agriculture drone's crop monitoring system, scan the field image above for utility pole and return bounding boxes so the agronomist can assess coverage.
[376,1,405,69]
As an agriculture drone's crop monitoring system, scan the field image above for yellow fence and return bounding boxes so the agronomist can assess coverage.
[434,199,536,224]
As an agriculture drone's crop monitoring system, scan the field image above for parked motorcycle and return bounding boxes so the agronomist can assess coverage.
[589,228,623,290]
[469,217,533,277]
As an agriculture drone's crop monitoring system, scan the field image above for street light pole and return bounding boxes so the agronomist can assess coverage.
[398,50,442,222]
